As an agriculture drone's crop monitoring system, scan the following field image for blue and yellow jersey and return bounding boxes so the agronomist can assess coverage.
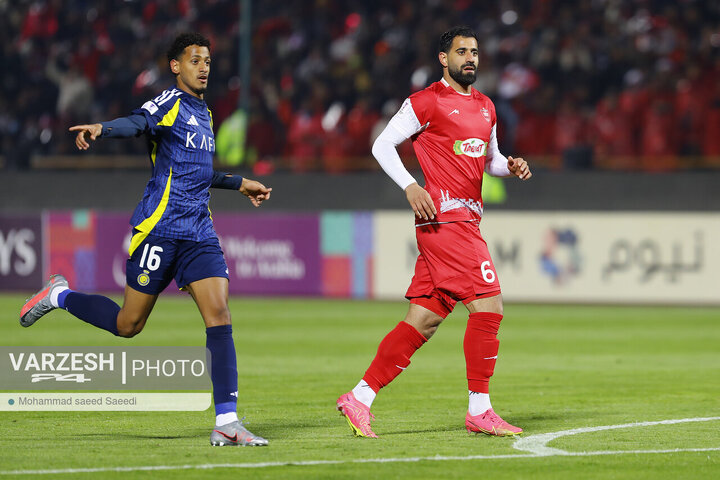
[129,86,217,245]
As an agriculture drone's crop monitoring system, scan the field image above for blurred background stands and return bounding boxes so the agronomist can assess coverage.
[1,0,720,173]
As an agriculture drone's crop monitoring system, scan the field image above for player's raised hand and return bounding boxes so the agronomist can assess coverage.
[240,178,272,207]
[69,123,102,150]
[405,182,436,221]
[508,156,532,180]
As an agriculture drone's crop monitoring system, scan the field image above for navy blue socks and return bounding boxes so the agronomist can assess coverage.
[57,292,239,418]
[206,324,238,416]
[59,290,120,336]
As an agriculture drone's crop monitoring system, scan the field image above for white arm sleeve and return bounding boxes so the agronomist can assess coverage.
[371,98,425,190]
[484,124,511,177]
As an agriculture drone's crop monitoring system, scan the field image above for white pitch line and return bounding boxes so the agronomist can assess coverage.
[0,456,537,476]
[513,416,720,456]
[2,448,720,476]
[1,417,719,476]
[560,447,720,457]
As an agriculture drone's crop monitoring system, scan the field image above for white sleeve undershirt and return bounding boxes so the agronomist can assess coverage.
[372,99,512,189]
[371,98,423,190]
[484,124,511,177]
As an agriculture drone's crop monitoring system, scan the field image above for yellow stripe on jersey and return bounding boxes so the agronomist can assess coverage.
[128,168,173,257]
[207,108,213,129]
[150,140,158,166]
[157,98,181,127]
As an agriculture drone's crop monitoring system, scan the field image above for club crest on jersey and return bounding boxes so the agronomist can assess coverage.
[481,107,491,122]
[453,138,487,158]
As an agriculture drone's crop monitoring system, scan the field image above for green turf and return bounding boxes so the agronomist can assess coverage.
[0,294,718,479]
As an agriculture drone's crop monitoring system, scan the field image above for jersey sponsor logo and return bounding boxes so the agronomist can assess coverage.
[142,101,158,115]
[186,115,199,126]
[185,132,215,152]
[481,107,491,122]
[448,108,460,116]
[453,138,487,158]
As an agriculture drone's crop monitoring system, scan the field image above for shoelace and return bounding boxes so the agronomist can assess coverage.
[483,410,497,420]
[482,410,511,427]
[235,416,257,440]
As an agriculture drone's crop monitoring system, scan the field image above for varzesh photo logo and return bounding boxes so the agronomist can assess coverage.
[1,347,210,390]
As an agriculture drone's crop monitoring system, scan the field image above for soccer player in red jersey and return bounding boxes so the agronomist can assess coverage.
[337,26,532,438]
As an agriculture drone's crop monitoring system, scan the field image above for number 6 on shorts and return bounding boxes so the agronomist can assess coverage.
[480,260,496,283]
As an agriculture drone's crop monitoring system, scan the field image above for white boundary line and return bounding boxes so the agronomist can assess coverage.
[1,417,718,475]
[513,416,720,456]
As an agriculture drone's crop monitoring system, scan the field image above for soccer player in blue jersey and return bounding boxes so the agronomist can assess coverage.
[20,33,271,447]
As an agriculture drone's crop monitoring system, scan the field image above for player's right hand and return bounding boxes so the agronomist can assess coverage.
[69,123,102,150]
[240,178,272,207]
[405,182,436,221]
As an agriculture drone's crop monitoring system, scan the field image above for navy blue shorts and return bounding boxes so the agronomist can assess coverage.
[126,230,229,295]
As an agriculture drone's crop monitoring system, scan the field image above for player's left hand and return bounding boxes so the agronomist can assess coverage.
[508,156,532,180]
[240,178,272,207]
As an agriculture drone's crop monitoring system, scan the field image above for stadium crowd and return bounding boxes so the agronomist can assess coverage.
[2,0,720,171]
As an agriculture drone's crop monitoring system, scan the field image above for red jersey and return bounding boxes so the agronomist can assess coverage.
[394,80,498,224]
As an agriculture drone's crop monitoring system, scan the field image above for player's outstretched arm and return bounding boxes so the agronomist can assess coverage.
[239,178,272,207]
[69,124,102,151]
[405,182,436,221]
[508,156,532,181]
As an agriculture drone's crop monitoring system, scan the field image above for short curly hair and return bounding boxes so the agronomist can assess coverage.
[438,26,478,53]
[166,32,211,63]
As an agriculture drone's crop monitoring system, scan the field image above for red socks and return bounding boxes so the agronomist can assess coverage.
[362,321,427,392]
[464,312,503,394]
[362,313,502,395]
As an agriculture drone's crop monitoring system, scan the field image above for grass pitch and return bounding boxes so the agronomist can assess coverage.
[0,294,718,479]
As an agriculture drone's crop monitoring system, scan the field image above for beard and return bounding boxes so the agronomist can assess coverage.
[191,85,207,96]
[448,63,477,87]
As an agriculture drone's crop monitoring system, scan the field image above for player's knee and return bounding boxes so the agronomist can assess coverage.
[116,313,146,338]
[421,323,440,339]
[116,323,143,338]
[118,329,139,338]
[491,295,504,315]
[413,315,443,339]
[205,305,231,327]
